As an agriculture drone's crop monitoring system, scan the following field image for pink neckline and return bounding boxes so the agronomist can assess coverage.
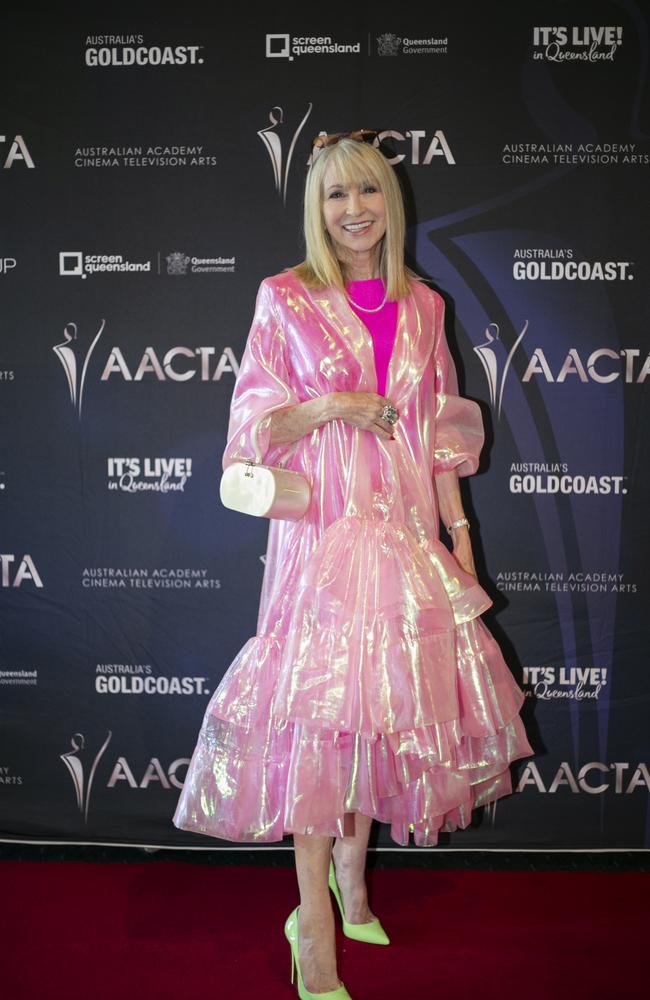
[345,277,388,309]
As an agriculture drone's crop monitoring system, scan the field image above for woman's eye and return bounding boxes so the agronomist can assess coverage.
[363,185,378,193]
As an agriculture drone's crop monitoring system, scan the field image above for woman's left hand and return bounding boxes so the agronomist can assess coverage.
[451,529,477,579]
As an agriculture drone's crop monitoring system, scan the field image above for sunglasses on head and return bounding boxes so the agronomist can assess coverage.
[311,129,379,151]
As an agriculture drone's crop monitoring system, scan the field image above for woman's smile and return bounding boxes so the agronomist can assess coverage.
[342,220,374,234]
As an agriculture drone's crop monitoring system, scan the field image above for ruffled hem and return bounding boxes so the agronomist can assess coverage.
[264,515,493,735]
[172,616,534,847]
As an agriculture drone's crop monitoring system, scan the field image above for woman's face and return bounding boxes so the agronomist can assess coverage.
[320,160,387,267]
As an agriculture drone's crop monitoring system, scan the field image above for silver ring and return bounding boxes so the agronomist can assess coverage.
[381,403,398,425]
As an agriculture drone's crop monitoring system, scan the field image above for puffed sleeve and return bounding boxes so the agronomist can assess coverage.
[222,279,302,471]
[432,296,485,477]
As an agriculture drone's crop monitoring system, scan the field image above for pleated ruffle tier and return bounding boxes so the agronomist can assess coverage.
[173,516,534,847]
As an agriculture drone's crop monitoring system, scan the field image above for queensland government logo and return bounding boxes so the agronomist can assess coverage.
[165,251,235,274]
[376,34,448,56]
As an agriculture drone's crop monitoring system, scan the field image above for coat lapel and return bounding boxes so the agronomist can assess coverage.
[296,274,436,407]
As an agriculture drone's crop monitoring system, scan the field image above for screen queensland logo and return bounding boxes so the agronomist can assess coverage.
[84,34,205,67]
[59,250,152,278]
[266,33,361,60]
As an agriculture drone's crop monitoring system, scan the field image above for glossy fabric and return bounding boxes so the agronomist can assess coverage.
[172,270,534,846]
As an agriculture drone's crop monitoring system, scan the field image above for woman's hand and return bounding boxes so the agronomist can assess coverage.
[451,527,477,579]
[331,391,398,440]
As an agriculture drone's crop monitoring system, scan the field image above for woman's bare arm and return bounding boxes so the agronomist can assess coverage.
[269,391,395,446]
[268,394,337,446]
[433,468,477,578]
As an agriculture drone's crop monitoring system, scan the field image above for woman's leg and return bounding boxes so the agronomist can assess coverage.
[293,832,341,993]
[331,812,375,924]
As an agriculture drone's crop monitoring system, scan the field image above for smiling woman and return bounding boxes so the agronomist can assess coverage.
[172,133,534,1000]
[294,134,414,301]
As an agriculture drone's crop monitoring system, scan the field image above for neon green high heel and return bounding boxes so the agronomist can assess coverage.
[284,907,352,1000]
[328,860,390,946]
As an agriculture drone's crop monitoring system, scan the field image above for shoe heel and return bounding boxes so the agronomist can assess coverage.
[285,908,297,985]
[285,904,353,999]
[328,858,390,946]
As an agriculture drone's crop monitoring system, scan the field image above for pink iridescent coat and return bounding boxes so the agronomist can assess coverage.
[172,269,533,846]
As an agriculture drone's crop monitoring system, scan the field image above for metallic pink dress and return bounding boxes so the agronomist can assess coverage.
[172,269,534,846]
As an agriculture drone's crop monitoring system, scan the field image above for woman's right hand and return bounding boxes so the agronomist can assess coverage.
[329,392,398,440]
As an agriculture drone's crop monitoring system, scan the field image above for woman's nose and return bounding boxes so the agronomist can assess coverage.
[346,189,363,215]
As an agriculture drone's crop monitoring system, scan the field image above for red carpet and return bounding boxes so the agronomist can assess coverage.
[3,862,645,999]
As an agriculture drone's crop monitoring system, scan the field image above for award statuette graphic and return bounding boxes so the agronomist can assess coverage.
[53,319,105,418]
[60,731,112,823]
[257,103,312,205]
[473,320,528,420]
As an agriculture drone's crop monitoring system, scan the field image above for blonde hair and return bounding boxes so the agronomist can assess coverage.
[290,138,419,300]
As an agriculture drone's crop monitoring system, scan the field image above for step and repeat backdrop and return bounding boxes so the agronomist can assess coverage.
[1,3,649,850]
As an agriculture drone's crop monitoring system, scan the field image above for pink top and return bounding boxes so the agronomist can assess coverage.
[345,277,398,396]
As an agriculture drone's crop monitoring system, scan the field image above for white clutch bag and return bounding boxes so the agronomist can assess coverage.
[219,459,311,521]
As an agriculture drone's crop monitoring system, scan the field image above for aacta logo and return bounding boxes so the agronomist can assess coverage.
[1,134,35,168]
[61,731,112,822]
[0,554,43,587]
[100,345,238,381]
[53,320,105,418]
[258,103,313,204]
[106,756,188,788]
[476,322,649,418]
[61,729,189,822]
[516,760,650,794]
